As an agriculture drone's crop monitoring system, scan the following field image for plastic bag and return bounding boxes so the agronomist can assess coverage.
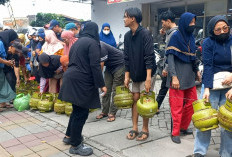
[13,94,31,111]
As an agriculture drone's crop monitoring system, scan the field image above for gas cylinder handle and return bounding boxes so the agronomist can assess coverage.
[202,99,212,108]
[141,91,155,100]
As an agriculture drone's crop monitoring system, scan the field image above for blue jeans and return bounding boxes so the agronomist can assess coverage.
[194,85,232,157]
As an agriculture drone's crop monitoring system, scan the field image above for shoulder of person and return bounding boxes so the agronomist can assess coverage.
[124,31,131,39]
[168,28,178,35]
[202,37,213,47]
[79,37,97,45]
[171,30,179,37]
[141,27,152,35]
[227,35,232,43]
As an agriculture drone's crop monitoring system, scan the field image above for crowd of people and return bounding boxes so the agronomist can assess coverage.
[0,7,232,157]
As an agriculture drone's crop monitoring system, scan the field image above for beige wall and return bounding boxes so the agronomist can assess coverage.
[3,17,29,29]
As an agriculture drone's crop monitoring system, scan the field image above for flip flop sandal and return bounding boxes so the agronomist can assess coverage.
[136,131,149,141]
[96,113,108,119]
[5,104,14,108]
[107,115,116,122]
[127,130,139,140]
[0,103,6,108]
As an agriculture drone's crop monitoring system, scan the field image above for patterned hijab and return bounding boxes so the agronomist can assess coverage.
[42,30,64,55]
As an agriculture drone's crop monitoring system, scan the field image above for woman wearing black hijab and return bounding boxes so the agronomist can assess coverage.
[59,22,107,156]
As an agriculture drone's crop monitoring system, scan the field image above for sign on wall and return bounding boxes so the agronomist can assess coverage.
[107,0,134,4]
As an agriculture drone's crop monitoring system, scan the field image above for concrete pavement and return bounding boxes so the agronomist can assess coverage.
[0,79,221,157]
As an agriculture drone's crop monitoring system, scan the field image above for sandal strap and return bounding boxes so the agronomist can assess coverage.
[129,130,138,137]
[108,115,115,118]
[100,113,107,116]
[96,113,107,119]
[137,131,149,138]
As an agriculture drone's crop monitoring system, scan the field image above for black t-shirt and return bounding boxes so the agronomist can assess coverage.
[100,41,124,74]
[3,53,19,73]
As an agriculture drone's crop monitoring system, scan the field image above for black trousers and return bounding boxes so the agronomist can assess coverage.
[66,105,89,147]
[156,76,169,109]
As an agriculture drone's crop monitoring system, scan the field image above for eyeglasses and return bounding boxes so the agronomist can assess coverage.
[214,26,230,34]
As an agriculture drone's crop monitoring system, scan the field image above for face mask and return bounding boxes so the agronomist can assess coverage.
[215,32,230,42]
[103,30,110,35]
[186,25,195,34]
[33,37,38,42]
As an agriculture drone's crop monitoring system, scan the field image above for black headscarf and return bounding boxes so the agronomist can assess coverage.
[38,53,50,64]
[207,15,229,38]
[38,53,61,78]
[0,29,18,51]
[79,22,100,43]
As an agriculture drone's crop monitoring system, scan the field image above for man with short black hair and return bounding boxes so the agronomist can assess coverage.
[124,7,156,141]
[4,41,23,92]
[156,10,178,110]
[49,19,63,40]
[75,21,82,37]
[96,41,125,122]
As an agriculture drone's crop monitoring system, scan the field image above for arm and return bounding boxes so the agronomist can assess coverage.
[167,54,177,77]
[145,69,152,92]
[167,54,180,89]
[226,87,232,99]
[100,45,107,72]
[0,58,13,66]
[202,40,214,89]
[124,72,130,88]
[222,73,232,85]
[143,32,156,73]
[40,77,46,93]
[13,55,20,87]
[100,62,104,71]
[124,36,130,88]
[143,32,156,92]
[88,42,105,88]
[162,56,168,77]
[124,36,130,73]
[55,66,63,74]
[202,40,213,101]
[14,67,20,87]
[0,45,13,66]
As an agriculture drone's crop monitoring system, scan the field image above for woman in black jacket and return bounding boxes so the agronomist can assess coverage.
[58,22,107,156]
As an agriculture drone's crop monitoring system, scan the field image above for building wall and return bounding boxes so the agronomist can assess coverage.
[91,0,229,43]
[91,0,142,43]
[3,17,29,29]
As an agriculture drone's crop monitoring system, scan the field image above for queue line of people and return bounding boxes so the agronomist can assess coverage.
[0,7,232,157]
